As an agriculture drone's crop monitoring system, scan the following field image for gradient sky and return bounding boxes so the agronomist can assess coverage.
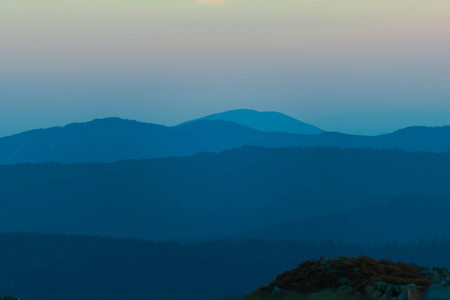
[1,0,449,136]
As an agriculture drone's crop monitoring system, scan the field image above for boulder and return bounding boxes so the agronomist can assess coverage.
[246,256,450,300]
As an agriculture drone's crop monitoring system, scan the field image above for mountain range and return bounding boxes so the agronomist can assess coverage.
[0,110,449,164]
[1,109,450,300]
[1,147,449,241]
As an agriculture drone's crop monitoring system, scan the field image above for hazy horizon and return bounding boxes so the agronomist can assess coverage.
[0,108,449,138]
[2,0,449,137]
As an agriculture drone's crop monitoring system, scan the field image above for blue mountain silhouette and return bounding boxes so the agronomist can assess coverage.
[181,109,323,135]
[0,117,449,164]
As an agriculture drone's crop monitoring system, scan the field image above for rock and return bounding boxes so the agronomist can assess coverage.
[424,286,450,300]
[394,285,406,295]
[420,267,450,289]
[337,286,353,293]
[369,290,384,299]
[364,286,376,295]
[397,291,407,300]
[245,256,441,300]
[405,284,421,300]
[338,278,352,285]
[272,286,281,294]
[376,282,390,293]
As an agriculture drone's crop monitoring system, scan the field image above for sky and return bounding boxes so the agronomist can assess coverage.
[1,0,449,137]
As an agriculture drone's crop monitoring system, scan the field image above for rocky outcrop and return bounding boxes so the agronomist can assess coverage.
[246,256,450,300]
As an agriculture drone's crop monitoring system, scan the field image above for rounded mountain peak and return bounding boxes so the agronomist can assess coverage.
[183,109,323,135]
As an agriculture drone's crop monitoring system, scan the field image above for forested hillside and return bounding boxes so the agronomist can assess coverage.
[1,233,450,300]
[0,147,449,241]
[245,194,450,244]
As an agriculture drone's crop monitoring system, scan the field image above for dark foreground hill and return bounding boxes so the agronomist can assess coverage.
[0,117,449,164]
[1,147,450,241]
[3,233,450,300]
[246,257,450,300]
[245,194,450,244]
[181,109,324,135]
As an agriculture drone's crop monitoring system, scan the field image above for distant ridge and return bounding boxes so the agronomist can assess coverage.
[0,116,450,164]
[0,118,309,164]
[180,109,324,135]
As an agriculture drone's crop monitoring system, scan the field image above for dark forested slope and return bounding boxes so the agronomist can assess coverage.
[2,233,450,300]
[0,147,449,240]
[245,194,450,244]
